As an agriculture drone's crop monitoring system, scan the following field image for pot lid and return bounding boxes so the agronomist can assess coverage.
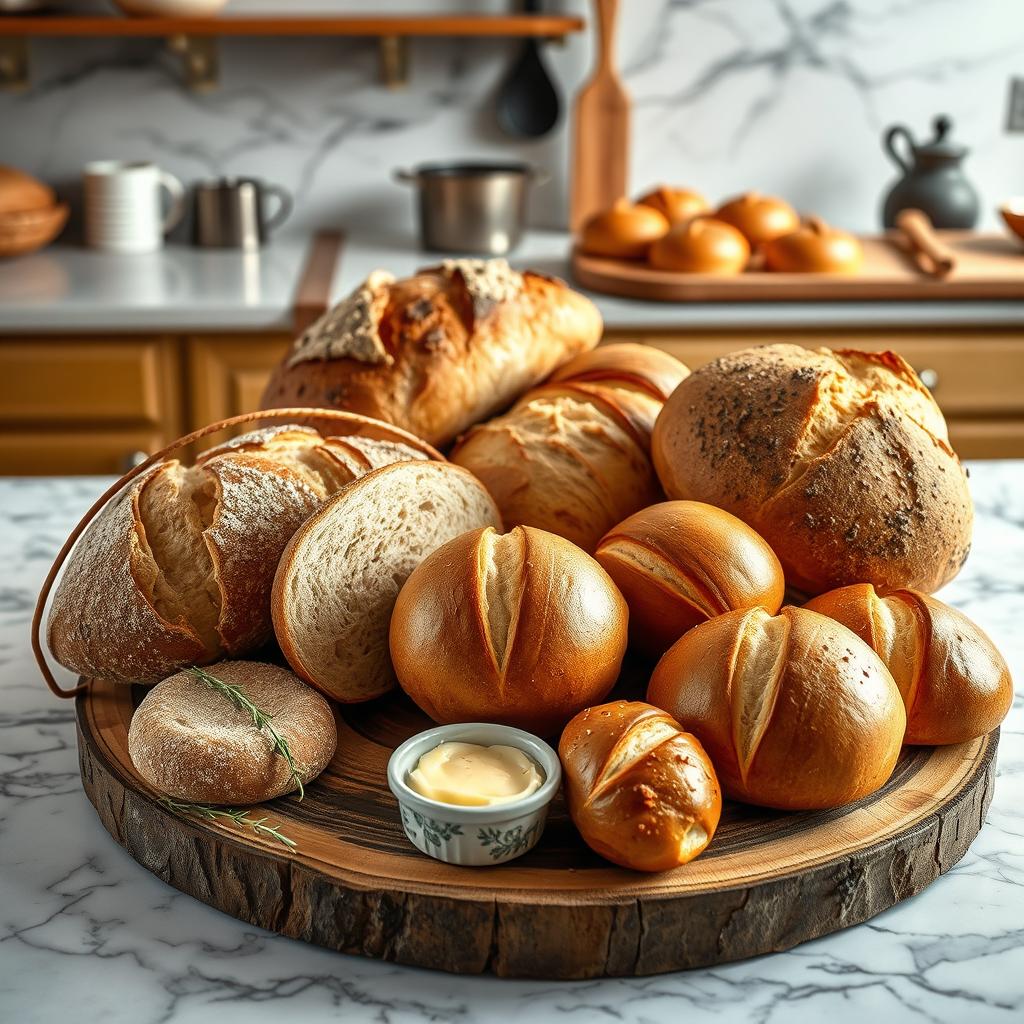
[916,115,967,160]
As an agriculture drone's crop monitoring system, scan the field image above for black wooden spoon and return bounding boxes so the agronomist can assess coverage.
[496,0,562,138]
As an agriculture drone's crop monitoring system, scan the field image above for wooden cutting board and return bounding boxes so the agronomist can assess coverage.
[76,667,996,979]
[572,232,1024,301]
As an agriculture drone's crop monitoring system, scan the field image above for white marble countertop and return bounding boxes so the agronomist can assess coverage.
[2,232,1023,334]
[1,465,1022,1021]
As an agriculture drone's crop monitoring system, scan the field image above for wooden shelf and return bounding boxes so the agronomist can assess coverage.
[0,14,584,38]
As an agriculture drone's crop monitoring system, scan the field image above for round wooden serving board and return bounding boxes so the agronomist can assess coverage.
[77,674,997,979]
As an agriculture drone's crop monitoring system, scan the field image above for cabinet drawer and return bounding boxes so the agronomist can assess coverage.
[0,427,169,475]
[0,337,179,426]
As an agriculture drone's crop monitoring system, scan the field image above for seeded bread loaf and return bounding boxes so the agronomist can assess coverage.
[651,345,973,595]
[452,343,690,552]
[47,423,432,685]
[260,259,604,448]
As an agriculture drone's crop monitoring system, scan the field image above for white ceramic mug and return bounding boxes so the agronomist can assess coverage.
[83,161,186,253]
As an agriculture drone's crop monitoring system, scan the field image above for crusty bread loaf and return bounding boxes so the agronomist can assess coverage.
[559,701,721,871]
[651,345,973,595]
[452,343,690,552]
[128,660,336,805]
[260,260,603,448]
[272,461,502,703]
[804,584,1013,745]
[47,424,430,685]
[390,526,628,736]
[647,606,906,810]
[595,500,785,657]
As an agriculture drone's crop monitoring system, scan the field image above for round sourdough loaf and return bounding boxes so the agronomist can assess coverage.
[804,584,1013,745]
[647,606,906,810]
[651,344,973,595]
[271,461,502,703]
[389,526,628,736]
[47,424,431,685]
[128,660,336,805]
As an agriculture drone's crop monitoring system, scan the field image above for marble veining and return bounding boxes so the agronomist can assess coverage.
[0,465,1021,1022]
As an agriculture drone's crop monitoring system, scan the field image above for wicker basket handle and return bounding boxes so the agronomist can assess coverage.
[32,407,440,700]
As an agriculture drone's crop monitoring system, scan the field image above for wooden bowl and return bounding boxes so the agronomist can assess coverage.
[0,203,68,258]
[999,200,1024,246]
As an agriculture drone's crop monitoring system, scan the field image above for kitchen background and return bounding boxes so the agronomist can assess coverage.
[3,0,1022,240]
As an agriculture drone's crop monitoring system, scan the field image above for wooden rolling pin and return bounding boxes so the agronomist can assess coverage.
[894,209,956,278]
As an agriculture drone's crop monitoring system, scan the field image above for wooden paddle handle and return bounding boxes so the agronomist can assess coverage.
[31,408,442,700]
[895,209,956,278]
[594,0,621,77]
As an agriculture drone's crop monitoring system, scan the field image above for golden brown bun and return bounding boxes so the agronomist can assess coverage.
[559,701,721,871]
[648,606,906,810]
[128,661,337,805]
[47,424,430,685]
[390,526,628,737]
[579,198,670,259]
[452,343,690,552]
[261,260,602,448]
[0,165,55,215]
[714,191,799,247]
[595,500,785,657]
[651,344,972,595]
[764,217,864,273]
[804,584,1013,745]
[636,186,709,226]
[648,218,750,274]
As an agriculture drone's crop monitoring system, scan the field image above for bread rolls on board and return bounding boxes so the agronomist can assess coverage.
[46,424,431,685]
[804,584,1013,745]
[261,259,603,448]
[390,526,628,737]
[452,343,690,552]
[128,661,336,805]
[647,606,906,810]
[559,701,721,871]
[652,344,972,595]
[272,461,502,703]
[595,501,785,657]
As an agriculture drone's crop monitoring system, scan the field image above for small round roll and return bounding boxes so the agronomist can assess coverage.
[128,660,337,805]
[714,191,799,247]
[804,584,1013,745]
[390,526,628,737]
[636,186,709,226]
[579,198,670,259]
[559,701,721,871]
[648,218,750,274]
[764,217,863,273]
[595,500,785,657]
[647,606,906,810]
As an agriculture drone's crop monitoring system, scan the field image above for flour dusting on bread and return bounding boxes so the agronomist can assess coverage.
[440,258,523,318]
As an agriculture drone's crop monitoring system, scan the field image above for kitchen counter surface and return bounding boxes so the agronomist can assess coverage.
[1,464,1022,1024]
[2,233,1023,334]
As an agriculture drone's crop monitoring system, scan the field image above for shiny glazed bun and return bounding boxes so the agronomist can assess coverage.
[714,191,799,247]
[651,344,973,595]
[636,186,709,226]
[595,500,785,657]
[559,701,721,871]
[390,526,628,737]
[764,217,864,273]
[579,198,670,259]
[805,584,1013,745]
[648,218,750,274]
[647,606,906,810]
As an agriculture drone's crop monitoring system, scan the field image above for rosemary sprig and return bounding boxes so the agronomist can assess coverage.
[159,797,297,849]
[187,665,306,801]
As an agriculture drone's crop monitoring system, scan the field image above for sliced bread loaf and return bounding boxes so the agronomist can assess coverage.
[271,461,502,703]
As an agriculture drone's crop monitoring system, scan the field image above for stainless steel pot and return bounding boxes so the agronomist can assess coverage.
[395,162,545,255]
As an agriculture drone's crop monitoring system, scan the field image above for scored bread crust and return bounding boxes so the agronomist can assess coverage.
[451,343,690,552]
[651,344,972,595]
[47,424,431,685]
[647,606,906,810]
[805,583,1013,745]
[127,660,337,805]
[260,262,604,448]
[558,701,721,872]
[389,526,628,736]
[271,461,503,704]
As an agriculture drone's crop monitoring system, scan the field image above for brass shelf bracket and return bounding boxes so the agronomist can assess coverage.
[0,38,29,92]
[378,35,409,89]
[166,33,219,92]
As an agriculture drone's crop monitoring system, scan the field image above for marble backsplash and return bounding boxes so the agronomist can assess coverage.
[2,0,1023,241]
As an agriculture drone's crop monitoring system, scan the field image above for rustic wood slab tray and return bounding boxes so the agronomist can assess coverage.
[571,233,1024,302]
[77,672,996,979]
